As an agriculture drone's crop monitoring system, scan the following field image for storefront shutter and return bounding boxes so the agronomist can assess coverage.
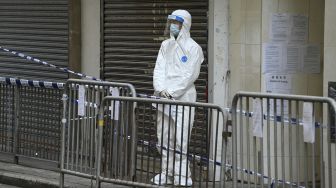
[0,0,69,81]
[101,0,208,101]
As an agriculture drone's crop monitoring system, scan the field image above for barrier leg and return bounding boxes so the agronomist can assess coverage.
[60,172,64,188]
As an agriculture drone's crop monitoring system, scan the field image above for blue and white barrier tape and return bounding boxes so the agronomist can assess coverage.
[0,76,64,89]
[0,46,101,81]
[136,94,324,128]
[0,76,321,129]
[140,140,305,188]
[229,108,323,128]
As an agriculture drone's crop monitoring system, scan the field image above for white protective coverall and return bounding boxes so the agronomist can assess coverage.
[152,9,204,184]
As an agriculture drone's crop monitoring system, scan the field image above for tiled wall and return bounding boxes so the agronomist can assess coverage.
[229,0,262,99]
[324,0,336,96]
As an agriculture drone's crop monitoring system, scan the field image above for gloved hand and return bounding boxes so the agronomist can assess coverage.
[160,90,172,99]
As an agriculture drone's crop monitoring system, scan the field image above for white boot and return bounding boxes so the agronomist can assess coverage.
[174,176,193,187]
[151,173,173,185]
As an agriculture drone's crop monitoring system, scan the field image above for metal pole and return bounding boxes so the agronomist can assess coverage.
[96,109,104,188]
[60,89,69,188]
[13,85,20,164]
[231,94,239,188]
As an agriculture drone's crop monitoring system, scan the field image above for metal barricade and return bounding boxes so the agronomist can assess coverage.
[0,82,15,154]
[59,79,136,188]
[231,91,336,188]
[0,77,63,164]
[96,96,228,188]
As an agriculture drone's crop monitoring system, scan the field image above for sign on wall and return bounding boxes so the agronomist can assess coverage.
[263,13,321,94]
[263,43,320,74]
[270,13,308,43]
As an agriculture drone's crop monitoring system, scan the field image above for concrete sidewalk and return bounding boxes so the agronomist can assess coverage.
[0,160,238,188]
[0,161,129,188]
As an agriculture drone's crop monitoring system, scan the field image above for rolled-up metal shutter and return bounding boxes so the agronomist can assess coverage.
[0,0,69,81]
[101,0,208,102]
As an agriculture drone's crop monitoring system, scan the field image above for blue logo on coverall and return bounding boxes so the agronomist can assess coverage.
[181,56,188,63]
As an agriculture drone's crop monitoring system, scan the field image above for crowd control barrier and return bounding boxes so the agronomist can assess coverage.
[96,96,229,188]
[231,91,336,188]
[59,79,136,188]
[0,76,63,165]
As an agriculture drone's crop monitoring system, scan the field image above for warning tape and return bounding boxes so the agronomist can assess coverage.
[0,76,64,89]
[0,46,101,81]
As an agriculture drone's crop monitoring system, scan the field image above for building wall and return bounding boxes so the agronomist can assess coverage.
[81,0,100,78]
[324,0,336,95]
[229,0,324,100]
[262,0,324,96]
[229,0,262,100]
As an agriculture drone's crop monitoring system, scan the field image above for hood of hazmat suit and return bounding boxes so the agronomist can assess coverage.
[153,9,204,103]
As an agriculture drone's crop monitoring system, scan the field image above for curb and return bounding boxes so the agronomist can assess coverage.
[0,171,60,188]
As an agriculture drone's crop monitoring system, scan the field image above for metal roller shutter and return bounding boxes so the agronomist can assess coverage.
[0,0,69,81]
[101,1,210,175]
[101,0,208,102]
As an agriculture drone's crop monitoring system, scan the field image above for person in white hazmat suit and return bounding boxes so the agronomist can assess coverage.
[151,10,204,186]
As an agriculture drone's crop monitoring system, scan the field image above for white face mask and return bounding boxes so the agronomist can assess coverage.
[170,23,180,37]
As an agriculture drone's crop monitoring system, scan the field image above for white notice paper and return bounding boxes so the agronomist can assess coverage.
[109,87,120,120]
[265,74,292,93]
[263,43,320,74]
[302,102,315,143]
[263,43,283,73]
[270,14,290,42]
[78,85,85,116]
[302,44,321,74]
[284,45,301,73]
[252,98,263,138]
[265,74,292,115]
[289,15,308,43]
[270,14,308,43]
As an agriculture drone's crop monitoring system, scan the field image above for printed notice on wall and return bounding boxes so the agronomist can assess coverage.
[270,13,308,43]
[265,74,292,115]
[284,45,300,73]
[289,15,308,43]
[263,43,320,74]
[270,14,290,42]
[265,74,292,94]
[302,44,321,73]
[263,43,283,73]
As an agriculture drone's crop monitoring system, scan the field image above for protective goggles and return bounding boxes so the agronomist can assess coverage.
[167,15,184,23]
